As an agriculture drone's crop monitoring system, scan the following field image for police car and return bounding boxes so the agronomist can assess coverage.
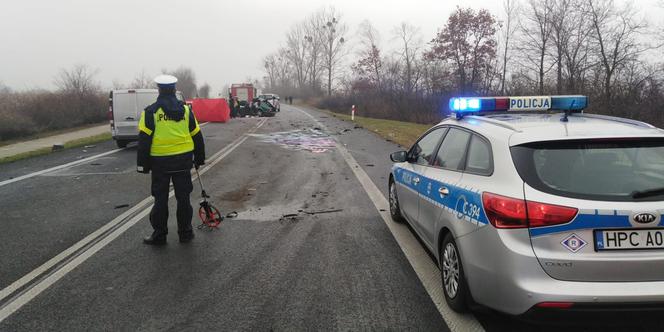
[388,95,664,316]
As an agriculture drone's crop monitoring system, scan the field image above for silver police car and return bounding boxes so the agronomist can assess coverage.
[388,95,664,316]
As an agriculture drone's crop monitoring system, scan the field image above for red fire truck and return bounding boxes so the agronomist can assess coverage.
[230,83,258,102]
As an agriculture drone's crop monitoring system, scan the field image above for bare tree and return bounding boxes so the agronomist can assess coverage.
[352,20,383,88]
[304,11,326,92]
[426,7,499,93]
[276,48,293,90]
[519,0,554,94]
[0,82,10,97]
[560,0,593,93]
[588,0,651,103]
[285,22,311,91]
[393,22,423,94]
[320,7,348,96]
[112,80,126,90]
[130,70,154,89]
[163,66,197,100]
[263,53,279,90]
[54,64,100,95]
[500,0,519,94]
[197,83,210,98]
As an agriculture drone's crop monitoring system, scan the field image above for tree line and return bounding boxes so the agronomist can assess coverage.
[262,0,664,126]
[0,64,210,141]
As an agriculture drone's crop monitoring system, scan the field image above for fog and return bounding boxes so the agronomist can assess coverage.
[0,0,660,95]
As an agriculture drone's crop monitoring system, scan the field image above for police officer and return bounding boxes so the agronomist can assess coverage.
[137,75,205,245]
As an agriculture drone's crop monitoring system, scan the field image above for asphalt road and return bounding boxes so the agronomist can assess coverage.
[1,105,663,331]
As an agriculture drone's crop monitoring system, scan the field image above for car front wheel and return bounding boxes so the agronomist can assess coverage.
[389,179,405,223]
[441,233,470,312]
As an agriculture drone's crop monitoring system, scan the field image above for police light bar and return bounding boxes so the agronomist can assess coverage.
[449,95,587,118]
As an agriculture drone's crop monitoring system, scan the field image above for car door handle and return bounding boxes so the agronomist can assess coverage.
[413,177,420,185]
[125,116,135,120]
[439,187,450,196]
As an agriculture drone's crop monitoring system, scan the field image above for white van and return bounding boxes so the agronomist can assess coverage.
[108,89,184,148]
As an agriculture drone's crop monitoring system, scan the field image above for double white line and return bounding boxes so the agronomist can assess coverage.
[0,119,266,322]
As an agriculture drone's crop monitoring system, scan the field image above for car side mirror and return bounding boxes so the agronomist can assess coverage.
[390,151,407,163]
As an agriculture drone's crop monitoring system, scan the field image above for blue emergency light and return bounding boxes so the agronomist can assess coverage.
[449,95,588,119]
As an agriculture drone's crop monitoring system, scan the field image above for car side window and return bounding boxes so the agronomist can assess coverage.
[409,128,447,166]
[465,135,493,175]
[433,128,471,170]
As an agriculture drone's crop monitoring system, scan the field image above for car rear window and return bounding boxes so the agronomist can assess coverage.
[511,138,664,201]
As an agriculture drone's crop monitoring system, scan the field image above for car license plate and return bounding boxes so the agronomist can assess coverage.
[594,228,664,251]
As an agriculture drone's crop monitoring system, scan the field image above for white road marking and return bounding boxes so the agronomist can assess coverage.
[0,123,210,188]
[291,106,484,332]
[0,119,265,322]
[0,149,124,187]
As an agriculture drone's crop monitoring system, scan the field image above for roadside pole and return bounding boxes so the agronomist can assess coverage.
[351,104,355,121]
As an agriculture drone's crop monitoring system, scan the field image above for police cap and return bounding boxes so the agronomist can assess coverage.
[154,74,178,88]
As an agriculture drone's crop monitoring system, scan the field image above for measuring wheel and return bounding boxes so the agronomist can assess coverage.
[198,201,223,229]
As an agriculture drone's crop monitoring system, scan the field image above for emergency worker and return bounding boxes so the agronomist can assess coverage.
[232,97,240,118]
[137,75,205,245]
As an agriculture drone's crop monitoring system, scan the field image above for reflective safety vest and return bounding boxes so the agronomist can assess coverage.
[138,105,201,156]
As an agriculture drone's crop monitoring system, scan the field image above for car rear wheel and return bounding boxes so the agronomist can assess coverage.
[389,180,405,223]
[441,233,469,312]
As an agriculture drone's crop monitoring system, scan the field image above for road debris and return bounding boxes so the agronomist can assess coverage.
[226,211,238,218]
[279,213,301,224]
[250,129,336,153]
[52,144,64,152]
[114,204,129,209]
[303,208,343,215]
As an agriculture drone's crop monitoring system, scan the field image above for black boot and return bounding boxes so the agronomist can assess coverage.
[179,231,195,243]
[143,233,167,245]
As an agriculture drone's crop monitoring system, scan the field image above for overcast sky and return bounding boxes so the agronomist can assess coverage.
[0,0,661,94]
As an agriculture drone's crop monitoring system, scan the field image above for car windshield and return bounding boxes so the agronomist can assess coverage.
[511,138,664,201]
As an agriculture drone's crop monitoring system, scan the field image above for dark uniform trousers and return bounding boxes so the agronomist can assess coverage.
[144,148,198,237]
[150,169,193,236]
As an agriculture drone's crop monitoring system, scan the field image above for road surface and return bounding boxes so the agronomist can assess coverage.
[0,105,662,331]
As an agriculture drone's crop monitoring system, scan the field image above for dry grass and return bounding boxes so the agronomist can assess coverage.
[0,132,112,164]
[320,110,430,148]
[0,122,106,147]
[0,90,106,141]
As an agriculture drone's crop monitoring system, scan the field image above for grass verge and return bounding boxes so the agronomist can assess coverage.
[0,122,107,147]
[0,132,112,164]
[319,110,431,148]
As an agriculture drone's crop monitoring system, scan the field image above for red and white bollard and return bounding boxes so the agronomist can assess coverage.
[351,104,355,121]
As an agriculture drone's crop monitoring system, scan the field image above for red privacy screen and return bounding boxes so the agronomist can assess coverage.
[188,98,230,123]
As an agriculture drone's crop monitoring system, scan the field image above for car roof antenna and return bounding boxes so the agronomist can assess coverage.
[560,100,576,122]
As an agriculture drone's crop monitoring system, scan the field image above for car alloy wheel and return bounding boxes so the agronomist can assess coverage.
[442,243,460,298]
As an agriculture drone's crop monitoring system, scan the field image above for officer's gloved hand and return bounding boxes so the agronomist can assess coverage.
[137,166,150,174]
[194,159,205,170]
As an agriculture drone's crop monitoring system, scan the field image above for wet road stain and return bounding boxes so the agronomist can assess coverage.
[249,128,336,153]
